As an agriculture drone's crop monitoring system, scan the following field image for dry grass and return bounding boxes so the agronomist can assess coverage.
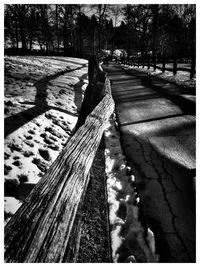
[77,139,111,263]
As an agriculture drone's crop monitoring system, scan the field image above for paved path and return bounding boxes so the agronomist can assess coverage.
[104,64,196,263]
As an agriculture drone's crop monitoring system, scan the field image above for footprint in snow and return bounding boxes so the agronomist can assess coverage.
[17,174,29,183]
[13,156,20,160]
[44,137,54,145]
[4,165,12,175]
[56,101,63,106]
[23,150,34,157]
[25,135,33,140]
[32,158,47,173]
[12,160,22,168]
[24,140,34,147]
[48,144,60,151]
[8,143,22,152]
[4,152,10,160]
[38,148,51,161]
[45,127,62,138]
[28,129,35,135]
[48,135,57,142]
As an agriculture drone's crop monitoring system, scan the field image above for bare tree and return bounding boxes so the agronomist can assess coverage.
[110,5,123,51]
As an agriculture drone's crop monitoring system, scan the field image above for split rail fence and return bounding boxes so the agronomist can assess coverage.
[122,54,196,79]
[4,56,114,263]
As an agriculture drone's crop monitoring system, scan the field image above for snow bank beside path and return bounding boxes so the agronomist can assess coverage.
[122,64,196,90]
[104,114,159,263]
[4,56,88,224]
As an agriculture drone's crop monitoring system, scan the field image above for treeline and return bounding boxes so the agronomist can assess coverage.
[121,4,196,59]
[4,4,195,59]
[4,4,114,57]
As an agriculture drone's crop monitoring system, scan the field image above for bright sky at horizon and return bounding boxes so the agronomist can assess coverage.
[81,4,125,27]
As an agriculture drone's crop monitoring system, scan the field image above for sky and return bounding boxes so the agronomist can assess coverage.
[81,4,125,27]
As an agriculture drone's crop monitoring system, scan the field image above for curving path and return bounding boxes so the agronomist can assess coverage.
[104,63,196,262]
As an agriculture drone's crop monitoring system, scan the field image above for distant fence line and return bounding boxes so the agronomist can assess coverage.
[4,47,196,80]
[121,55,196,80]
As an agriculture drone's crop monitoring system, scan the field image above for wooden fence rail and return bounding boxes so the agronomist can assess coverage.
[4,58,114,263]
[123,55,196,79]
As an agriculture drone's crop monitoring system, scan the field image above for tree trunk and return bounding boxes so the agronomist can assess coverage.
[78,6,82,57]
[126,5,131,56]
[56,5,60,53]
[14,9,19,49]
[20,30,27,53]
[63,30,68,56]
[18,5,27,53]
[152,5,159,71]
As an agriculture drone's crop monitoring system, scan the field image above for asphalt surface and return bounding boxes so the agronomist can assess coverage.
[104,63,196,263]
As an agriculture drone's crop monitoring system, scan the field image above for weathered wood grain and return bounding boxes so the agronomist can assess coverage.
[4,78,114,263]
[63,173,90,262]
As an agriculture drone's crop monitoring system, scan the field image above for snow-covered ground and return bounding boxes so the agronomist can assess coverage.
[104,114,159,263]
[4,56,159,262]
[4,56,88,224]
[121,64,196,90]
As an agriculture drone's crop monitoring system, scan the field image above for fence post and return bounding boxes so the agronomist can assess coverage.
[190,55,195,79]
[75,56,106,131]
[162,56,165,73]
[173,57,177,76]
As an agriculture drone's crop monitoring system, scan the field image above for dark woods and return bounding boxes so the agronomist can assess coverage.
[4,4,195,59]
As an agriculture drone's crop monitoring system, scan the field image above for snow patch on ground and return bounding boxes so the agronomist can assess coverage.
[4,197,22,226]
[4,56,88,224]
[5,110,77,184]
[122,64,196,90]
[104,114,159,263]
